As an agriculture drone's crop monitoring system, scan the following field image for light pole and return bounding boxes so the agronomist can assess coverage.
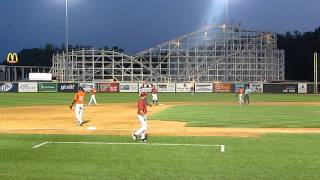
[64,0,69,82]
[225,0,228,25]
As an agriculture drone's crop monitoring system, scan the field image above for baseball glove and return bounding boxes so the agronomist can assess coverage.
[69,104,73,110]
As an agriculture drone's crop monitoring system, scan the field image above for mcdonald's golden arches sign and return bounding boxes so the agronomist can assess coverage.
[6,53,19,64]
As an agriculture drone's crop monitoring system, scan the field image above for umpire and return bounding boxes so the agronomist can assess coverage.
[244,86,252,105]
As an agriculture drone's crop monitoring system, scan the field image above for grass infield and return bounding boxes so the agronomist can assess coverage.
[1,93,320,107]
[0,134,320,180]
[150,105,320,128]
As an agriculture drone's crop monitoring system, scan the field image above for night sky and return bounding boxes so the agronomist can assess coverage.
[0,0,319,61]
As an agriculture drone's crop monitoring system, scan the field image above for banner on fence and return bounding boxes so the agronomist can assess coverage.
[213,83,232,93]
[58,83,79,92]
[138,83,155,93]
[38,83,57,92]
[0,83,18,93]
[120,83,139,92]
[250,83,264,93]
[176,83,194,92]
[234,83,245,92]
[298,83,307,94]
[195,83,213,92]
[18,82,38,92]
[157,83,176,92]
[79,83,94,92]
[98,83,119,93]
[282,84,297,93]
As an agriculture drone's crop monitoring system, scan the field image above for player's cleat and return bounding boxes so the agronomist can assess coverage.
[78,121,84,126]
[131,134,137,141]
[141,134,148,143]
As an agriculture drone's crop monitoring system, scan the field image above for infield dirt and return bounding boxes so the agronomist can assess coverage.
[1,102,320,137]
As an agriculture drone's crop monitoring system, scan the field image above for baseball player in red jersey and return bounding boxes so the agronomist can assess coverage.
[70,87,85,126]
[132,95,148,142]
[139,86,152,107]
[89,88,98,105]
[238,87,244,105]
[151,85,159,105]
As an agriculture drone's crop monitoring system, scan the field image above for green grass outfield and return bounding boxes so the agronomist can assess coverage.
[1,134,320,180]
[1,93,320,107]
[1,93,320,179]
[150,105,320,128]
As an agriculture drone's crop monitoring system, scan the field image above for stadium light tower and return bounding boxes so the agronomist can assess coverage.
[225,0,228,25]
[64,0,69,82]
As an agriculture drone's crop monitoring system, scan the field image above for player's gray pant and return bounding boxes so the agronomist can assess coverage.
[134,115,147,139]
[244,94,250,105]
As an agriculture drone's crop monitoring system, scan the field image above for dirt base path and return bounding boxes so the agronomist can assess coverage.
[1,102,320,137]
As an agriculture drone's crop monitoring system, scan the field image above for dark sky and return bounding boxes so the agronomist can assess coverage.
[1,0,319,61]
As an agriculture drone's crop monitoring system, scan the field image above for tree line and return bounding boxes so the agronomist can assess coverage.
[2,27,320,82]
[277,27,320,81]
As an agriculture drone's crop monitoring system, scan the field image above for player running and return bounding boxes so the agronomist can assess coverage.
[151,84,159,105]
[70,87,85,126]
[88,88,98,105]
[132,95,148,143]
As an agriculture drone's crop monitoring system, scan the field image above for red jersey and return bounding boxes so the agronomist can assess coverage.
[239,88,244,95]
[137,99,147,115]
[74,91,85,104]
[91,89,97,95]
[151,87,158,94]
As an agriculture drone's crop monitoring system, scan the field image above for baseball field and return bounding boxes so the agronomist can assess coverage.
[1,93,320,179]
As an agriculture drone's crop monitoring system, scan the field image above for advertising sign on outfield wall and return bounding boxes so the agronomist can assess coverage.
[176,83,194,92]
[213,83,232,93]
[120,83,139,92]
[157,83,176,92]
[282,84,297,93]
[38,83,57,92]
[58,83,79,92]
[195,83,213,92]
[138,83,155,93]
[80,83,94,92]
[234,83,245,92]
[298,83,307,94]
[18,82,38,92]
[250,83,264,93]
[0,83,18,92]
[98,83,119,93]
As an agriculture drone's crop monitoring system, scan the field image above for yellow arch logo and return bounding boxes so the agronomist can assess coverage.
[7,53,19,64]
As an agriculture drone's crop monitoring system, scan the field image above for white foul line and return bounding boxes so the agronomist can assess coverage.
[32,142,225,153]
[32,142,48,149]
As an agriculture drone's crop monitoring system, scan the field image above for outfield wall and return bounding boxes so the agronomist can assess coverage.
[0,82,316,94]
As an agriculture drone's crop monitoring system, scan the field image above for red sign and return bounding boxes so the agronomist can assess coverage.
[98,83,119,93]
[213,83,233,93]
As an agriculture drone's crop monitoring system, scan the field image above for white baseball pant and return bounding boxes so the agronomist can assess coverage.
[75,104,84,124]
[239,94,244,104]
[134,115,147,139]
[89,95,98,105]
[152,94,158,101]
